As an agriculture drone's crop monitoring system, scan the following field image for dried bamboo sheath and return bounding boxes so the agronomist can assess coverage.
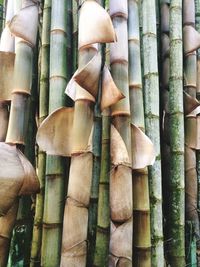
[195,1,200,257]
[109,1,132,266]
[183,1,200,261]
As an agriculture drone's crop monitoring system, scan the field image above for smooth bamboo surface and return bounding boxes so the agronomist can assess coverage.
[30,1,50,264]
[141,0,164,266]
[41,0,68,266]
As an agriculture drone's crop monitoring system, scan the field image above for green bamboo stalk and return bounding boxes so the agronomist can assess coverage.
[72,0,78,72]
[167,0,185,265]
[109,1,132,266]
[0,0,4,34]
[41,0,68,266]
[30,0,51,265]
[87,68,102,266]
[93,111,110,267]
[160,2,170,265]
[141,0,164,266]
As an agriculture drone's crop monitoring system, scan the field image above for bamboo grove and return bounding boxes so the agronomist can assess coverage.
[1,0,200,266]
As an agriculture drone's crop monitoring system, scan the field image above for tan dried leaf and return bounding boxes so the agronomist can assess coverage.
[110,124,130,166]
[101,66,125,111]
[0,52,15,101]
[79,0,116,48]
[131,124,156,169]
[8,4,38,47]
[37,107,74,157]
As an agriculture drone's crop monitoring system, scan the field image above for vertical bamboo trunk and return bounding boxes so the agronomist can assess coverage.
[130,1,153,266]
[87,1,105,264]
[109,1,132,266]
[0,0,3,34]
[87,50,102,267]
[183,1,199,264]
[159,1,171,265]
[72,0,78,72]
[30,0,51,265]
[0,1,16,266]
[195,0,200,258]
[93,110,110,267]
[60,22,96,267]
[141,1,164,266]
[168,0,185,265]
[41,0,67,266]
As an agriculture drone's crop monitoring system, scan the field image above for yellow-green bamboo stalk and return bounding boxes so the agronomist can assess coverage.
[30,0,51,265]
[41,0,68,266]
[93,110,110,267]
[109,1,132,266]
[168,0,185,265]
[141,1,164,266]
[133,1,158,266]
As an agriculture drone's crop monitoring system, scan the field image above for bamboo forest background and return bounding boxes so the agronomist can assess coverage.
[0,0,200,266]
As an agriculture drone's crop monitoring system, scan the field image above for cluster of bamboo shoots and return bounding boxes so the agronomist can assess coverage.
[1,0,200,266]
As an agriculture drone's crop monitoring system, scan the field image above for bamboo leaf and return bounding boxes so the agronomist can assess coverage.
[17,149,39,195]
[109,219,132,259]
[74,52,102,98]
[8,4,39,47]
[110,124,130,167]
[60,242,86,267]
[184,91,200,115]
[131,124,156,169]
[65,74,95,102]
[101,66,125,111]
[0,26,15,52]
[0,52,15,101]
[68,153,93,207]
[79,0,116,48]
[37,107,74,156]
[183,25,200,54]
[110,166,132,222]
[0,143,39,215]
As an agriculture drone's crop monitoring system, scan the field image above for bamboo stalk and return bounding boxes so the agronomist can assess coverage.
[41,0,68,266]
[129,1,151,266]
[93,110,110,267]
[87,0,105,264]
[30,0,51,265]
[60,0,117,265]
[141,0,164,266]
[109,1,132,266]
[167,0,185,265]
[195,0,200,257]
[0,0,3,34]
[183,1,200,264]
